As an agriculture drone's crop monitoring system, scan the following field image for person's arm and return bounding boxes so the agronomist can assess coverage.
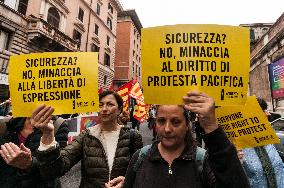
[123,150,140,188]
[202,127,250,187]
[183,91,249,187]
[37,130,85,180]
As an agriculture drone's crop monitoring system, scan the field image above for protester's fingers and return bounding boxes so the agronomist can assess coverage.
[108,176,124,187]
[9,142,21,153]
[186,91,202,96]
[184,102,205,108]
[40,107,55,123]
[1,145,9,156]
[184,104,202,112]
[32,106,53,125]
[183,95,208,104]
[3,143,16,157]
[41,115,53,127]
[31,104,46,119]
[20,143,30,153]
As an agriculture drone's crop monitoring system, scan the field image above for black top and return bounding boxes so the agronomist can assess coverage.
[123,127,250,188]
[0,117,69,188]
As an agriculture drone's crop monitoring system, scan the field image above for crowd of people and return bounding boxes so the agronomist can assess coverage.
[0,90,283,188]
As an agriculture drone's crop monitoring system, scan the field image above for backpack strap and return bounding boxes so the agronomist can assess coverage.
[133,144,152,172]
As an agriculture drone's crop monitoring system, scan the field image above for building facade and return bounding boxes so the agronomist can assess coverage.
[248,13,284,113]
[240,23,273,47]
[0,0,122,101]
[114,9,142,89]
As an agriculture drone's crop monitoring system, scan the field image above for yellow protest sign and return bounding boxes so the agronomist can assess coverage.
[9,52,99,117]
[215,96,279,149]
[141,25,250,105]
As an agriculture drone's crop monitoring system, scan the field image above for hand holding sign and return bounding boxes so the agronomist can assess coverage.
[183,91,218,133]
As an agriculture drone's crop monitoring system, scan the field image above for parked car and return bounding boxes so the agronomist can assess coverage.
[271,117,284,161]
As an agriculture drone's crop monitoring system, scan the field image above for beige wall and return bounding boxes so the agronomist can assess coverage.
[0,0,122,93]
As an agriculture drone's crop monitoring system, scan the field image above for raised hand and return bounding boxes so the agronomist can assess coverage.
[183,91,218,133]
[31,104,55,145]
[30,104,54,133]
[0,142,32,170]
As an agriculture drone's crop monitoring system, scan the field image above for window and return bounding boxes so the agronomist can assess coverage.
[262,28,268,33]
[134,29,136,35]
[108,3,113,14]
[136,64,138,75]
[0,29,9,74]
[134,40,136,45]
[132,62,135,75]
[91,44,100,52]
[133,50,135,57]
[107,35,110,46]
[250,29,255,41]
[107,17,112,30]
[47,7,60,28]
[0,30,9,50]
[96,3,100,15]
[104,53,110,66]
[139,67,141,76]
[18,0,28,15]
[78,7,84,22]
[3,0,18,10]
[73,30,82,48]
[103,75,107,85]
[94,24,99,35]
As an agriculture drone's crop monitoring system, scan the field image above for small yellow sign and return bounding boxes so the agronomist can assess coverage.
[141,24,250,105]
[9,52,99,117]
[215,96,279,149]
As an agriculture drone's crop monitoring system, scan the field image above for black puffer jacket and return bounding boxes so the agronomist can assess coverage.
[37,125,143,188]
[0,117,69,188]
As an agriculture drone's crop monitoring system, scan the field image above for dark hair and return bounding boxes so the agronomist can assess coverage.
[256,97,268,111]
[99,90,123,113]
[155,105,195,126]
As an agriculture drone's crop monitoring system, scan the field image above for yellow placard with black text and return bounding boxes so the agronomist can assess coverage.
[142,25,250,105]
[9,52,99,117]
[215,96,279,149]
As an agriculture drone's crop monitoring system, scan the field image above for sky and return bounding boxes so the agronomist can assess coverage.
[119,0,284,28]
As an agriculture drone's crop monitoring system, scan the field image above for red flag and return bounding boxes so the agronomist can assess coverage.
[98,87,103,94]
[109,81,114,91]
[116,81,133,111]
[129,80,144,101]
[133,100,147,123]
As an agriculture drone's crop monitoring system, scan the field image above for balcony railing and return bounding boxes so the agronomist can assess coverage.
[27,17,78,51]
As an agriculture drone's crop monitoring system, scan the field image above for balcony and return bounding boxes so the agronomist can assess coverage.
[27,17,78,51]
